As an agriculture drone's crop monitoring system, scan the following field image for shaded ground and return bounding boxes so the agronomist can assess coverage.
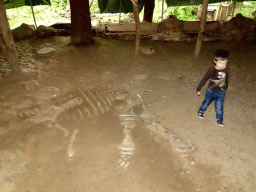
[0,36,256,191]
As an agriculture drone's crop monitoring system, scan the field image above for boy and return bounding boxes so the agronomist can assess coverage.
[196,49,230,126]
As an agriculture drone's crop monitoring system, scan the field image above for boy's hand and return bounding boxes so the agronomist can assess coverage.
[196,91,201,96]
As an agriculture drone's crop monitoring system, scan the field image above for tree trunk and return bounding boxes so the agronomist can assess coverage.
[0,0,21,74]
[194,0,209,57]
[132,0,140,54]
[143,0,155,23]
[70,0,93,45]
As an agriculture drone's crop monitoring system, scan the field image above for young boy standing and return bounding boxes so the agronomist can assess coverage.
[196,49,230,126]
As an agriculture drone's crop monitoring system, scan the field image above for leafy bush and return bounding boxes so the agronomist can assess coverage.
[234,1,256,18]
[167,6,197,20]
[153,5,197,23]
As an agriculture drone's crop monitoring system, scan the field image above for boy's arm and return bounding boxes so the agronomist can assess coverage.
[196,68,212,92]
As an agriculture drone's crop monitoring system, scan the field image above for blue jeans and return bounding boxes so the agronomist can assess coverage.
[199,88,226,121]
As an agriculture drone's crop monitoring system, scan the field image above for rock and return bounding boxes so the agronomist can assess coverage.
[50,23,71,30]
[37,47,55,55]
[11,23,36,40]
[157,15,183,33]
[156,15,184,41]
[37,25,71,37]
[222,14,256,41]
[37,25,57,37]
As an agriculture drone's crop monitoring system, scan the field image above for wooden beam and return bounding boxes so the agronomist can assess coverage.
[0,0,21,74]
[194,0,209,57]
[131,0,140,54]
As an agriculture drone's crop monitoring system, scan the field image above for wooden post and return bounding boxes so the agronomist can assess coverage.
[194,0,209,57]
[162,0,164,21]
[0,0,21,74]
[119,0,122,23]
[131,0,140,54]
[231,1,236,18]
[29,0,38,30]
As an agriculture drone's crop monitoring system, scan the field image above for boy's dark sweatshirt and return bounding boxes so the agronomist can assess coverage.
[196,67,229,92]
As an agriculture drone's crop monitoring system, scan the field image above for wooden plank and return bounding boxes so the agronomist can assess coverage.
[183,21,220,33]
[105,31,156,35]
[107,22,158,32]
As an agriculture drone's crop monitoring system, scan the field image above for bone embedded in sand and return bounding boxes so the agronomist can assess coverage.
[68,129,79,158]
[122,162,130,169]
[83,107,92,118]
[87,89,105,114]
[79,89,98,116]
[30,99,83,124]
[118,135,135,169]
[99,87,112,107]
[93,88,110,111]
[77,110,83,119]
[102,88,115,102]
[57,98,83,114]
[55,124,69,137]
[119,127,135,156]
[119,140,134,155]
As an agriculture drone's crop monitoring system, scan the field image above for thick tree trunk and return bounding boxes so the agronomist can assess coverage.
[0,0,21,74]
[70,0,93,45]
[143,0,155,23]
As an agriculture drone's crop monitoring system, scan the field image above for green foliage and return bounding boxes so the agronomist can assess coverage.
[5,0,256,30]
[234,1,256,18]
[153,5,197,22]
[167,6,197,20]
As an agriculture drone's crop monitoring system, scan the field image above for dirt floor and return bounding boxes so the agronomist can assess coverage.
[0,36,256,192]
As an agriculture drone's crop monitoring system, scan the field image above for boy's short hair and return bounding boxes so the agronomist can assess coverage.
[214,49,230,61]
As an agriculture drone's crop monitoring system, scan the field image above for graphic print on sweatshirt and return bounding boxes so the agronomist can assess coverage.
[209,71,226,89]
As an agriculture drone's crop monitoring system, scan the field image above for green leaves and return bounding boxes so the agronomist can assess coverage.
[153,5,197,22]
[234,1,256,18]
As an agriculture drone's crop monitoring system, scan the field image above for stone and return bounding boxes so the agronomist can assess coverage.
[222,14,256,41]
[11,23,36,40]
[37,25,56,37]
[37,47,55,55]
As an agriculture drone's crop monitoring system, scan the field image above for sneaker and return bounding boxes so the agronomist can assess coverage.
[198,112,204,119]
[217,120,224,126]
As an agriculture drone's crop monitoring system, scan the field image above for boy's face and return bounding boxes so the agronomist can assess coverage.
[214,59,228,70]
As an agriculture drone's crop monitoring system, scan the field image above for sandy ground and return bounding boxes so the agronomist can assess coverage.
[0,36,256,192]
